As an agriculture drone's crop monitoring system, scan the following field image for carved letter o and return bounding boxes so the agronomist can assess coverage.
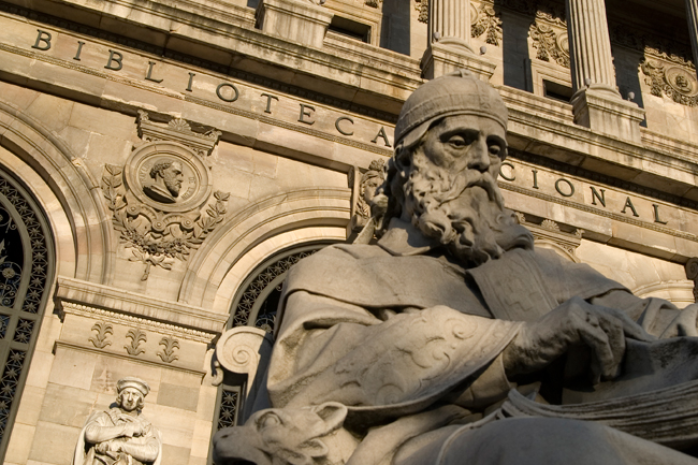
[216,83,239,103]
[555,178,575,197]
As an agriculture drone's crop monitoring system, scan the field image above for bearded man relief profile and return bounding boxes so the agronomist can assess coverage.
[74,377,161,465]
[214,72,698,465]
[143,160,184,204]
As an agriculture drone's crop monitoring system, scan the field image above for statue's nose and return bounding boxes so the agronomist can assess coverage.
[467,138,490,172]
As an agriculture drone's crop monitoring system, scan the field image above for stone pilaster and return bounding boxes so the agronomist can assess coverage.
[421,0,495,80]
[565,0,644,142]
[686,0,698,76]
[256,0,334,49]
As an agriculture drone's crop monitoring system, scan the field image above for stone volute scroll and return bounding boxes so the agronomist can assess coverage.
[74,377,162,465]
[100,112,230,280]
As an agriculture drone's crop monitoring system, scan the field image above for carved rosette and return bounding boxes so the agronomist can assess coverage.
[529,16,570,68]
[101,113,229,280]
[641,57,698,106]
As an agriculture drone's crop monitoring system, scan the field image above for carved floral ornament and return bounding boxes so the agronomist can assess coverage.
[101,113,230,280]
[529,18,569,68]
[641,57,698,106]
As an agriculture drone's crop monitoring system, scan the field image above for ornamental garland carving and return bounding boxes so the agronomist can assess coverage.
[641,58,698,106]
[472,3,503,46]
[101,113,229,280]
[529,19,569,68]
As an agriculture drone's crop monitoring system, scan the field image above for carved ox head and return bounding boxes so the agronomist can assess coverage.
[213,402,348,465]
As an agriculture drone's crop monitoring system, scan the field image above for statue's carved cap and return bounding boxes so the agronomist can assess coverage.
[117,377,150,396]
[394,70,508,148]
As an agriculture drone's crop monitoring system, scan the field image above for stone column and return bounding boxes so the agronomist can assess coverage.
[686,0,698,76]
[566,0,617,95]
[421,0,496,81]
[565,0,644,142]
[429,0,473,52]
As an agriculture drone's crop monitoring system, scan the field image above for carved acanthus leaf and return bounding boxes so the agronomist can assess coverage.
[89,321,114,349]
[157,336,180,363]
[125,328,147,356]
[101,164,229,280]
[641,58,698,106]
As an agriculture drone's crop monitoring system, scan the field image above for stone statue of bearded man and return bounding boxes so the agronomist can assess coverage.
[214,72,698,465]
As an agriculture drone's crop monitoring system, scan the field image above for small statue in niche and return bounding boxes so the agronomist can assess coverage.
[74,377,161,465]
[357,159,386,219]
[143,160,184,204]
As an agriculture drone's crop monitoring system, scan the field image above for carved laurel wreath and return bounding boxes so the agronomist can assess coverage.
[101,164,230,280]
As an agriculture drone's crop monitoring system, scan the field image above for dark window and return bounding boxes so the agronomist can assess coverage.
[328,16,371,43]
[544,80,574,103]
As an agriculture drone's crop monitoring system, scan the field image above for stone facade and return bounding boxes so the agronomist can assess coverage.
[0,0,696,464]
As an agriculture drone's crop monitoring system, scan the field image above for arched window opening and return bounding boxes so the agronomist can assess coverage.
[0,167,53,460]
[211,241,334,442]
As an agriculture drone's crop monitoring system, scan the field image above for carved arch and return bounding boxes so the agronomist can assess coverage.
[0,101,113,284]
[177,187,351,311]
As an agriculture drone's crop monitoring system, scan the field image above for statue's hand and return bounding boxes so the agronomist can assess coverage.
[121,418,145,437]
[502,296,654,384]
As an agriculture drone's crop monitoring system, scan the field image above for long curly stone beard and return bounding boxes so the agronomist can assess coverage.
[402,147,518,267]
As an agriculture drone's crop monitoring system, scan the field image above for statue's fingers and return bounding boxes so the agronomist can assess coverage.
[596,315,625,378]
[579,319,616,384]
[599,306,655,342]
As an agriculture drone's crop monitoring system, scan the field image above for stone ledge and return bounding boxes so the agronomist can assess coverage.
[56,277,228,334]
[53,340,207,378]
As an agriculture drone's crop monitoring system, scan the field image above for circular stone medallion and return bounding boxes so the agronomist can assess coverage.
[665,67,698,97]
[124,141,212,213]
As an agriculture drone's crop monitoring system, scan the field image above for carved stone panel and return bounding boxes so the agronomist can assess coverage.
[642,57,698,106]
[530,17,569,68]
[101,113,229,280]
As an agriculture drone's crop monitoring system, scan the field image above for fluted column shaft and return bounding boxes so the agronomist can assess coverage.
[686,0,698,76]
[565,0,618,94]
[429,0,472,51]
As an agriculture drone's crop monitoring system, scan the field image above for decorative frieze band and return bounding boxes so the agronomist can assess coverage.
[62,302,216,343]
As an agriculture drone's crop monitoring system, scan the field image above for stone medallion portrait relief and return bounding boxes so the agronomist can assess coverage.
[125,141,212,214]
[100,115,228,280]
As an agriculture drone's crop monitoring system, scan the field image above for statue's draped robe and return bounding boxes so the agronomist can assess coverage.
[73,409,161,465]
[267,219,698,464]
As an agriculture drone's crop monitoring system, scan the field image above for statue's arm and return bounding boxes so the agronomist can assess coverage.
[268,291,522,411]
[115,433,160,463]
[84,416,127,444]
[590,290,698,338]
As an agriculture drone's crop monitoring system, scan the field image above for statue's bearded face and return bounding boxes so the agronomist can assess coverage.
[396,115,521,266]
[162,162,184,197]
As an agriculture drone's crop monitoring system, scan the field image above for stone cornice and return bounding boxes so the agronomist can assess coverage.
[56,277,228,334]
[3,3,698,208]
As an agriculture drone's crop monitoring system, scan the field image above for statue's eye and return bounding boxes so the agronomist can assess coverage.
[448,135,468,148]
[489,145,501,157]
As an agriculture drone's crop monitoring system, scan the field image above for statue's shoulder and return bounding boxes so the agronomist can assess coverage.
[298,244,390,267]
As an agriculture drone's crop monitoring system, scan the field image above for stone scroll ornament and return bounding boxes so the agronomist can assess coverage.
[101,113,229,280]
[641,58,698,106]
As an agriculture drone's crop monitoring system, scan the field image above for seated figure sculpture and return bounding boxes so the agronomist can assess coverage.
[214,72,698,465]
